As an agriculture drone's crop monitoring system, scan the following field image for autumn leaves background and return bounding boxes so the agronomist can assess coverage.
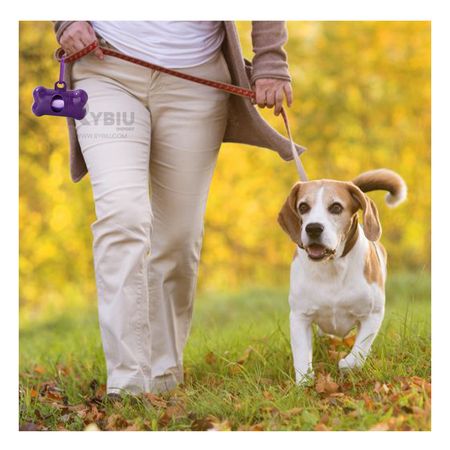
[19,21,430,430]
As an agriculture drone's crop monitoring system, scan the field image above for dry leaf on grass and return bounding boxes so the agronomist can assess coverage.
[374,381,390,395]
[237,347,253,365]
[314,423,331,431]
[229,364,243,375]
[206,417,232,431]
[158,403,186,427]
[142,392,167,409]
[280,407,303,420]
[29,388,39,398]
[33,365,46,375]
[315,373,340,395]
[20,422,43,431]
[94,384,106,398]
[328,350,347,361]
[343,335,356,348]
[56,364,71,376]
[205,351,217,365]
[105,414,129,430]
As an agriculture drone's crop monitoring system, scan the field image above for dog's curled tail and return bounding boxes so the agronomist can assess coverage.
[352,169,407,207]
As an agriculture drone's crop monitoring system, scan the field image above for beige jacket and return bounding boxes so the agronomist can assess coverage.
[53,21,305,183]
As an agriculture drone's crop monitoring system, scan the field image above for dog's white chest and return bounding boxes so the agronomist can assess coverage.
[289,245,384,338]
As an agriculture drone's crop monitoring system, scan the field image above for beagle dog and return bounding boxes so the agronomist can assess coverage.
[277,169,407,385]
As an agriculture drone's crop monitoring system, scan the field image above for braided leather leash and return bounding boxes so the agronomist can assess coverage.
[55,40,308,181]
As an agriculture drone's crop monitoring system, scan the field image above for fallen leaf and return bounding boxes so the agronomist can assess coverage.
[33,365,46,375]
[46,390,64,402]
[280,407,303,419]
[68,403,89,413]
[56,364,71,376]
[329,392,345,398]
[328,350,347,361]
[361,393,374,410]
[86,404,105,423]
[314,423,330,431]
[205,351,217,365]
[94,384,106,398]
[190,415,216,431]
[142,392,167,408]
[20,422,42,431]
[207,417,232,431]
[315,373,339,395]
[343,335,356,348]
[237,347,253,365]
[374,381,390,395]
[105,414,129,430]
[29,388,38,398]
[158,404,186,427]
[328,337,341,350]
[125,422,143,431]
[229,364,243,375]
[370,422,390,431]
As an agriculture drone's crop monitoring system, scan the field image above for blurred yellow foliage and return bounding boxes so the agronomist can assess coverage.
[19,21,430,314]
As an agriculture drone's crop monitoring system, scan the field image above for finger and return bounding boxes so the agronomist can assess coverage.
[86,23,97,40]
[250,84,256,104]
[78,32,103,60]
[94,48,105,60]
[274,89,284,116]
[265,89,276,109]
[61,36,77,55]
[70,36,87,53]
[256,87,267,108]
[284,83,293,107]
[79,32,93,48]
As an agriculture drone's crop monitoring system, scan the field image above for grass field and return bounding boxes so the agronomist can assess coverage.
[19,271,431,431]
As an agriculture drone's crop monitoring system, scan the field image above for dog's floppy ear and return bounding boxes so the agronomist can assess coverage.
[277,182,302,245]
[347,182,382,241]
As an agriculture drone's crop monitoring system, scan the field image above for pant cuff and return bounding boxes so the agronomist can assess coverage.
[107,375,148,395]
[106,367,184,395]
[148,368,184,394]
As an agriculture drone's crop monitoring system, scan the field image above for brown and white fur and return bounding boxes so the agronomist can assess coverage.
[277,169,407,385]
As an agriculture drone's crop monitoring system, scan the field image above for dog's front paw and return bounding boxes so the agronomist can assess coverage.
[338,353,365,371]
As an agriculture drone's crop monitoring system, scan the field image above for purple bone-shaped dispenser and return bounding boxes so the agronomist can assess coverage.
[32,81,88,120]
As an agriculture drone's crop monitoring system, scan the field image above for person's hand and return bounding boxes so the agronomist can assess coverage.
[251,78,293,116]
[59,21,104,60]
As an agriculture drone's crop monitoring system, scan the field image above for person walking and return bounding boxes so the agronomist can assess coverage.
[53,20,302,396]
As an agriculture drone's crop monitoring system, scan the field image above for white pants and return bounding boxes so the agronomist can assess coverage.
[72,46,231,394]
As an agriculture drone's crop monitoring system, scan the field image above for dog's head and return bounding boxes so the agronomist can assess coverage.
[277,180,381,261]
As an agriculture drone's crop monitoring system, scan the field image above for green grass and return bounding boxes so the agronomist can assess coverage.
[19,271,431,431]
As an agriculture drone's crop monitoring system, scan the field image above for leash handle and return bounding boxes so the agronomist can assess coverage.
[55,40,308,181]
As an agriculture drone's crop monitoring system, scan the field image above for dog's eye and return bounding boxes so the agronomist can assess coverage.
[329,202,343,214]
[298,202,310,214]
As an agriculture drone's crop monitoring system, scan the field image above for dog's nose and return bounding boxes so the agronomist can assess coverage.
[305,222,324,238]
